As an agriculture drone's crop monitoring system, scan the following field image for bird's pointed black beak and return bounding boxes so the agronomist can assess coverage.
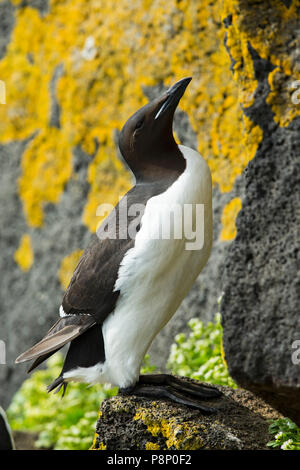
[154,77,192,120]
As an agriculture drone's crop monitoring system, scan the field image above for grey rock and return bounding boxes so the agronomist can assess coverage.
[92,380,282,450]
[0,0,15,60]
[16,0,49,16]
[221,46,300,425]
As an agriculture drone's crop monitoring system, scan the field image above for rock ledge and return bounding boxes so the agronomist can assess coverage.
[92,380,282,450]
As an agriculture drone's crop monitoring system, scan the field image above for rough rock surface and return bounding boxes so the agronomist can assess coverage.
[12,430,40,450]
[92,380,282,450]
[221,1,300,425]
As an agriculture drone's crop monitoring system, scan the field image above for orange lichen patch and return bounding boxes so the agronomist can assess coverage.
[0,7,50,142]
[83,147,133,233]
[1,0,261,237]
[219,197,242,242]
[58,249,83,290]
[14,234,34,272]
[95,442,107,450]
[209,100,245,192]
[54,0,246,221]
[145,442,160,450]
[240,115,263,177]
[267,67,300,127]
[134,408,204,449]
[18,127,72,227]
[221,7,258,110]
[220,339,227,367]
[222,0,300,127]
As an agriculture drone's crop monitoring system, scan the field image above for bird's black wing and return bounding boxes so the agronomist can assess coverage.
[61,235,130,320]
[61,192,141,321]
[15,178,175,368]
[61,180,169,320]
[15,183,162,365]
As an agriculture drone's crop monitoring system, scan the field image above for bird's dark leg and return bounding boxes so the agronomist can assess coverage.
[139,374,222,399]
[119,374,222,414]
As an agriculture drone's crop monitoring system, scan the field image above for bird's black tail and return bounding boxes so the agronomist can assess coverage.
[47,324,105,395]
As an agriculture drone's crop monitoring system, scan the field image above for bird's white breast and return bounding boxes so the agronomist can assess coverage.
[100,145,212,389]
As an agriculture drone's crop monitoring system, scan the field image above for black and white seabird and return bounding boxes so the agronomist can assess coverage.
[16,77,221,412]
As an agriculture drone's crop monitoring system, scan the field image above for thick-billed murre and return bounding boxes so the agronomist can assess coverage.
[16,77,221,412]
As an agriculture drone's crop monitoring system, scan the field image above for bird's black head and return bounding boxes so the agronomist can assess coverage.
[118,77,192,182]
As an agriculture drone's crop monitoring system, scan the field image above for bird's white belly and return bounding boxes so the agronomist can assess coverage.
[101,245,210,389]
[100,146,212,388]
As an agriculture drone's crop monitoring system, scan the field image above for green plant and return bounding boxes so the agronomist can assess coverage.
[7,353,117,450]
[141,354,157,374]
[267,418,300,450]
[166,313,237,388]
[7,351,157,450]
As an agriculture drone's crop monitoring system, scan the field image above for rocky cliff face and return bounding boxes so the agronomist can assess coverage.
[220,0,300,424]
[91,381,282,450]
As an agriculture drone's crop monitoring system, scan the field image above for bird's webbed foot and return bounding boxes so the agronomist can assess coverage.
[119,373,222,414]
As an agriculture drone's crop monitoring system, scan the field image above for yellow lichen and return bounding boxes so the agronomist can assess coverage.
[91,441,107,450]
[145,442,160,450]
[241,115,263,165]
[222,0,300,127]
[221,2,258,111]
[219,197,242,242]
[97,442,107,450]
[83,148,132,233]
[0,0,249,237]
[134,408,204,450]
[14,234,34,272]
[0,7,50,143]
[58,249,83,290]
[4,0,295,251]
[107,396,131,413]
[266,67,300,127]
[220,340,228,367]
[18,127,72,227]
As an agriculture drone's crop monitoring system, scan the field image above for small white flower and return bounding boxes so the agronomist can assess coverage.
[281,439,293,450]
